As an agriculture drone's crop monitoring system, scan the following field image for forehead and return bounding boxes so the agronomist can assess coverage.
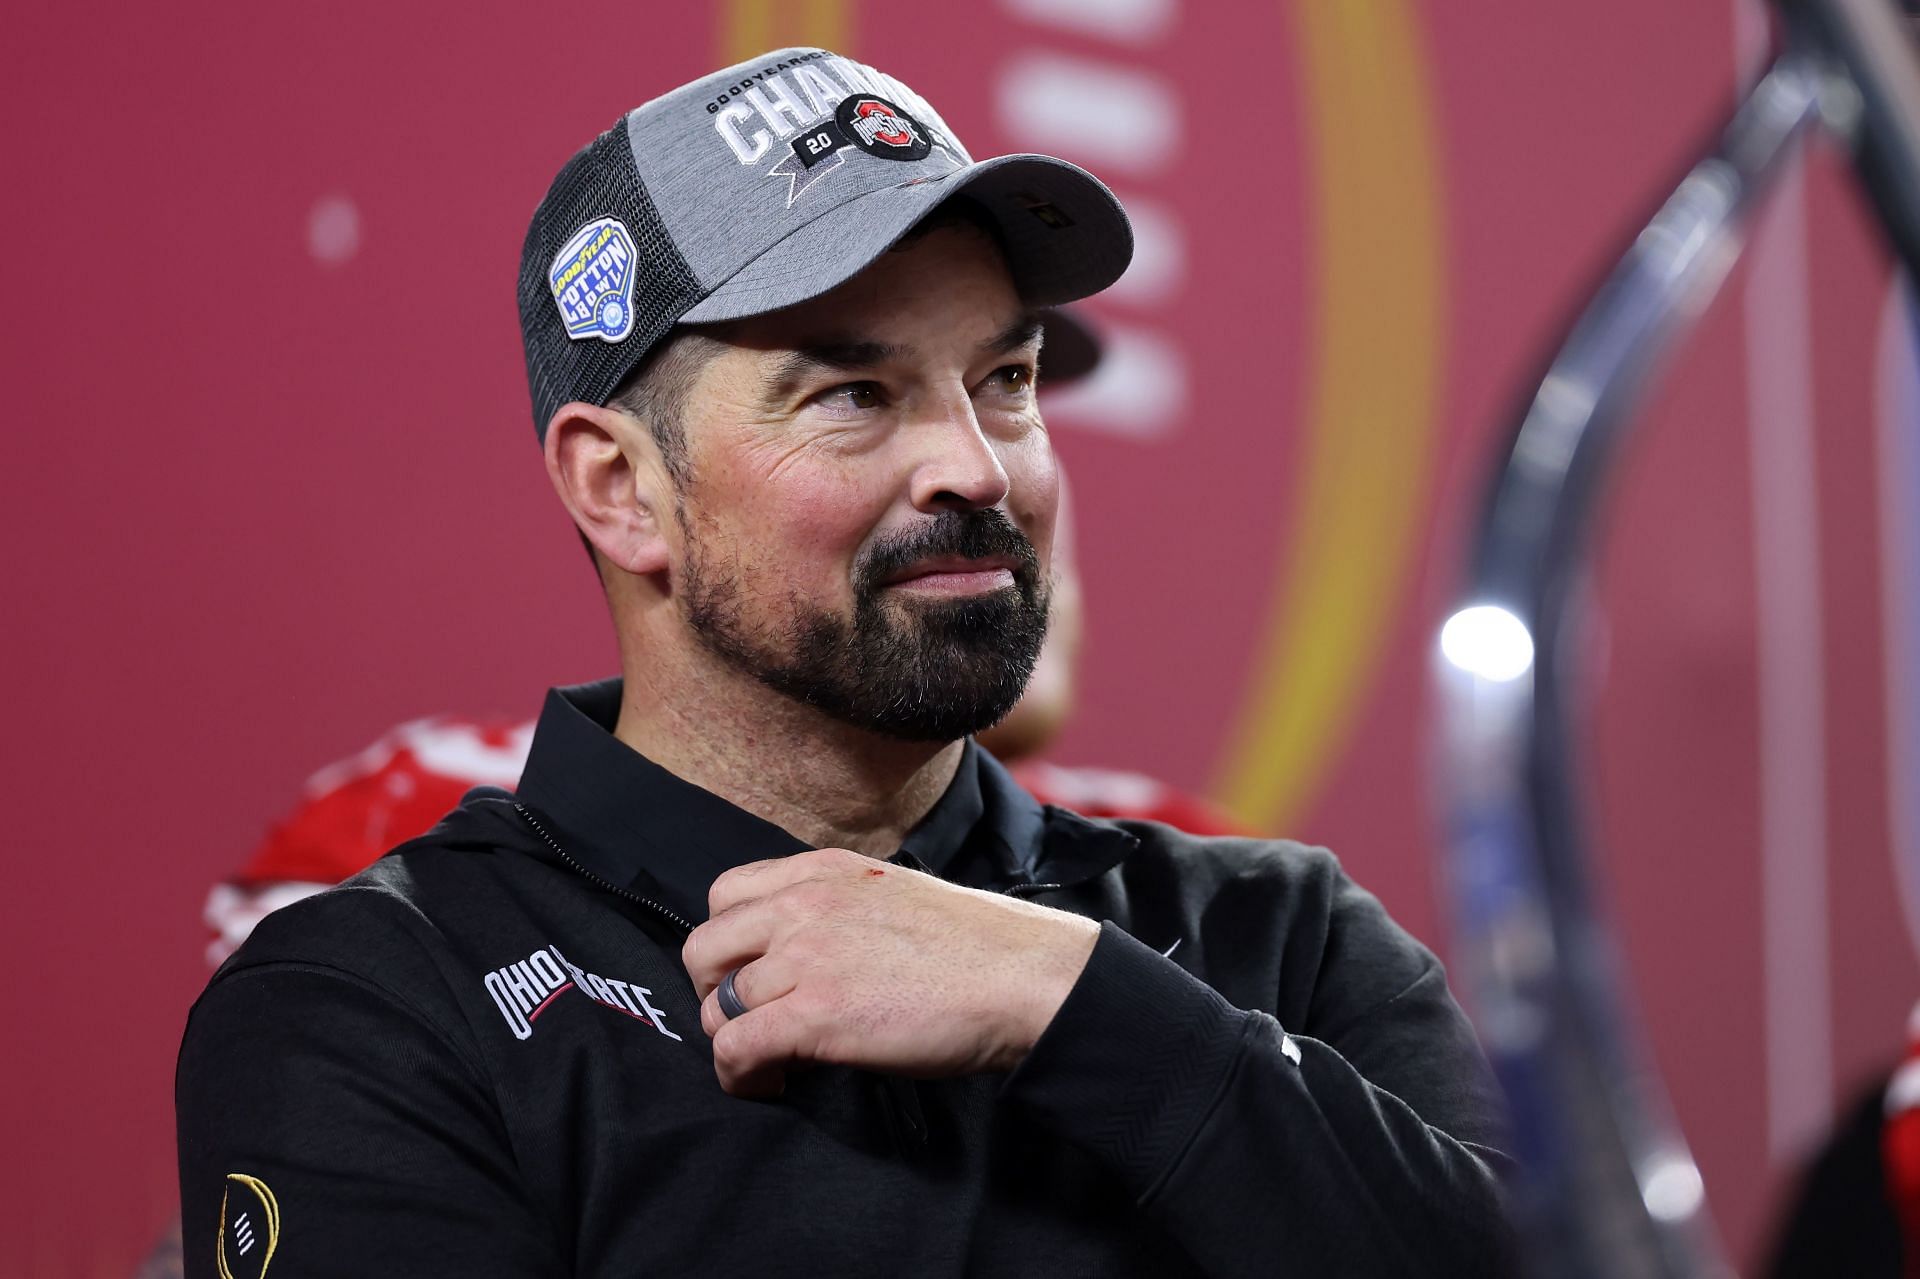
[712,221,1026,362]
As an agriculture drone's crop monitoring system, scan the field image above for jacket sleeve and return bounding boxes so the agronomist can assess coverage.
[177,961,564,1278]
[1001,889,1515,1276]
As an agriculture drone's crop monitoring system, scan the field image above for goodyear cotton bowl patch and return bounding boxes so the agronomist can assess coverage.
[550,217,638,343]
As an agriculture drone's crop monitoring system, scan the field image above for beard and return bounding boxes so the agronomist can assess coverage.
[680,507,1050,742]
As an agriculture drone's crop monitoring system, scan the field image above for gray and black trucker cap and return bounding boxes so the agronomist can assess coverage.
[517,47,1133,438]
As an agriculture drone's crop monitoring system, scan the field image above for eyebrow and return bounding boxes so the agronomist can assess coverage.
[981,312,1046,358]
[762,340,909,404]
[758,311,1047,405]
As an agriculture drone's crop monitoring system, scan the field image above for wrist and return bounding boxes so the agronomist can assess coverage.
[1004,911,1099,1067]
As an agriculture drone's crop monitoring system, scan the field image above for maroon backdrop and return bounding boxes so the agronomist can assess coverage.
[5,1,1915,1272]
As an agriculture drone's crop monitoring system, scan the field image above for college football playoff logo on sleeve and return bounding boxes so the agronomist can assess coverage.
[216,1173,281,1279]
[833,96,932,162]
[548,217,638,343]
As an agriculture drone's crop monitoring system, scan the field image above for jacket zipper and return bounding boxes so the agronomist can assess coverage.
[518,803,1068,1158]
[519,801,954,1158]
[514,803,695,936]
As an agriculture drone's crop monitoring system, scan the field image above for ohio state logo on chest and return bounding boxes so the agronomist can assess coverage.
[484,942,682,1043]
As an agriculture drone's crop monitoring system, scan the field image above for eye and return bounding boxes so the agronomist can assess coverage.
[811,381,887,414]
[982,364,1035,396]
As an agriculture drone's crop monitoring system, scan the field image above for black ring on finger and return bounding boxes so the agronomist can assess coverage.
[717,967,749,1021]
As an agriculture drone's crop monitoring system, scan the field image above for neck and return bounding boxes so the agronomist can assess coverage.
[612,638,964,857]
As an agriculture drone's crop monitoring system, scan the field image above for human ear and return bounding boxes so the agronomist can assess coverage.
[542,402,673,577]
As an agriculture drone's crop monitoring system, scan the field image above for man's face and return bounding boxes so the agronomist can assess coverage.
[664,219,1058,742]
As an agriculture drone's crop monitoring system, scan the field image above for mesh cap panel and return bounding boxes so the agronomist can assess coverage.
[517,115,705,439]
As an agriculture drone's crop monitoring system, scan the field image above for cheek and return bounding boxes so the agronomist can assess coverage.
[776,479,879,544]
[1005,439,1060,565]
[688,466,882,587]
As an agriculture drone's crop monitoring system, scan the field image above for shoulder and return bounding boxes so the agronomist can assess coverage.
[1146,824,1420,945]
[1102,816,1354,907]
[199,791,539,1015]
[1092,818,1442,1006]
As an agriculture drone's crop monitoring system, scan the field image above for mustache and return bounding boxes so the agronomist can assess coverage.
[856,509,1040,595]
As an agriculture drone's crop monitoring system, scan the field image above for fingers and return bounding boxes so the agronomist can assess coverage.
[706,846,867,917]
[688,846,947,1097]
[682,903,778,1000]
[687,848,874,997]
[709,998,819,1098]
[697,954,798,1038]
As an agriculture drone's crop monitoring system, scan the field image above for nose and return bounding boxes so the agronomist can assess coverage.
[908,397,1011,513]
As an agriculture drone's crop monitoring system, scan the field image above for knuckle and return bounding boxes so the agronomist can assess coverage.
[778,879,833,918]
[803,847,859,873]
[782,926,821,964]
[711,1025,748,1072]
[794,999,850,1060]
[792,978,841,1024]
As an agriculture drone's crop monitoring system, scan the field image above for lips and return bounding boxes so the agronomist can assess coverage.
[857,509,1040,602]
[881,554,1022,587]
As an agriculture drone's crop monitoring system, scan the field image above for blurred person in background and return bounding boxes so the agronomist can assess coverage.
[980,463,1245,836]
[136,718,533,1279]
[176,46,1510,1276]
[1762,1003,1920,1277]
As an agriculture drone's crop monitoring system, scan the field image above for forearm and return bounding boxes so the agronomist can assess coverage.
[1002,925,1514,1277]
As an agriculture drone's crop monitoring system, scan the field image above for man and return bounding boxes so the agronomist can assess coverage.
[177,47,1513,1277]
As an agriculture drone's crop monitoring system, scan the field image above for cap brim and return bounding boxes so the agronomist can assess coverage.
[678,154,1132,324]
[1036,307,1102,385]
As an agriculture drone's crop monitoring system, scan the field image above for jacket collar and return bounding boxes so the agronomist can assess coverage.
[512,679,1068,922]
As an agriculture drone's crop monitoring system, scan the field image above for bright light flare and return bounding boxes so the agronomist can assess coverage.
[1640,1153,1706,1223]
[1439,605,1535,683]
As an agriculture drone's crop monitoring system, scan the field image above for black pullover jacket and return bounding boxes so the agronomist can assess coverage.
[178,681,1514,1277]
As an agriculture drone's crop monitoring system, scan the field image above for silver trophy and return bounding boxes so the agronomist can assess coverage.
[1436,1,1920,1274]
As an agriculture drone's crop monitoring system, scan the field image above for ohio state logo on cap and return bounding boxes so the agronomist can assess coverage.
[834,95,931,162]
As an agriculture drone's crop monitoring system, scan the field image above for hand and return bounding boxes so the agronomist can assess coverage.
[680,848,1099,1098]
